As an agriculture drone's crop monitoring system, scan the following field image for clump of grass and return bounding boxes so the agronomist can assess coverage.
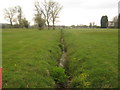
[58,43,63,51]
[69,73,90,88]
[51,67,67,85]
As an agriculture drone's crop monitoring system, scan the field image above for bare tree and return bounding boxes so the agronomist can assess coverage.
[34,14,46,29]
[34,1,43,16]
[89,22,92,28]
[92,22,95,28]
[50,1,62,29]
[20,18,29,28]
[34,0,62,29]
[43,0,52,29]
[4,7,16,26]
[16,6,23,25]
[34,1,46,29]
[34,0,51,29]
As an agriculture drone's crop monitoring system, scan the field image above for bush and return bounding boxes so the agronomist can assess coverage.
[58,43,63,50]
[51,67,67,84]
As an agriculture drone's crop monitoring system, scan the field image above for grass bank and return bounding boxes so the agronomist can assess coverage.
[3,29,62,88]
[64,29,118,88]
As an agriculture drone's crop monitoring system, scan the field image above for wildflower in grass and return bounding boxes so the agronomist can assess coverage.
[78,58,81,61]
[70,73,90,88]
[46,69,50,76]
[26,84,29,88]
[14,64,16,67]
[73,58,77,60]
[80,73,87,80]
[83,81,90,87]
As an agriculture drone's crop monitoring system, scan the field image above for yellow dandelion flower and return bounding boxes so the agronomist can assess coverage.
[14,64,16,67]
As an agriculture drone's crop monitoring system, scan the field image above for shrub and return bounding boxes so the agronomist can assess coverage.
[58,43,63,50]
[51,67,67,84]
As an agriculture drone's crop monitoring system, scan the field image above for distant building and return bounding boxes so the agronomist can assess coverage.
[108,21,114,28]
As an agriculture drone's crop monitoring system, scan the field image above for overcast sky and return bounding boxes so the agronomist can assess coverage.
[0,0,119,26]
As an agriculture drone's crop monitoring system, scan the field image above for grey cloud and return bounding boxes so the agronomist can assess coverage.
[84,1,118,10]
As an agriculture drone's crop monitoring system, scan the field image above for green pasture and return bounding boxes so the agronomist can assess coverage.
[3,29,61,88]
[2,28,118,88]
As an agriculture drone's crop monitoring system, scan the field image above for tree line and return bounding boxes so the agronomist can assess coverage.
[3,0,62,30]
[3,0,120,29]
[100,15,120,28]
[4,6,29,28]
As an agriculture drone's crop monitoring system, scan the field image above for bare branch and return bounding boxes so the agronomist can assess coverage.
[4,7,17,26]
[34,0,62,29]
[50,0,62,29]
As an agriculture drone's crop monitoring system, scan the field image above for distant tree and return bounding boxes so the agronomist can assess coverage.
[50,1,62,29]
[71,25,75,28]
[4,7,17,26]
[34,0,51,29]
[20,18,29,28]
[15,6,23,25]
[89,22,95,28]
[43,0,52,29]
[34,14,46,29]
[101,16,108,28]
[89,22,92,28]
[112,16,118,28]
[34,0,62,30]
[92,22,95,28]
[15,6,30,28]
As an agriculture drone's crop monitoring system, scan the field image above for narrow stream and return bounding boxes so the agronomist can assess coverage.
[59,38,67,68]
[56,29,68,88]
[59,29,67,68]
[58,30,73,88]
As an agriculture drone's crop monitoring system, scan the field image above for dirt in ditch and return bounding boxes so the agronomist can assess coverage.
[56,29,71,88]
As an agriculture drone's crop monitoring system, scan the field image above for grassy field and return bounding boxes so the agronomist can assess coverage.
[64,29,118,88]
[3,29,62,88]
[3,28,118,88]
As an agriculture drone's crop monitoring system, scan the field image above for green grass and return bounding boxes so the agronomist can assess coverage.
[3,28,118,88]
[64,29,118,88]
[3,28,62,88]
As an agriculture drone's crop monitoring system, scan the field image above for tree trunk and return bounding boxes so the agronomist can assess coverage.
[52,18,55,30]
[10,19,13,26]
[53,20,55,30]
[47,21,49,30]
